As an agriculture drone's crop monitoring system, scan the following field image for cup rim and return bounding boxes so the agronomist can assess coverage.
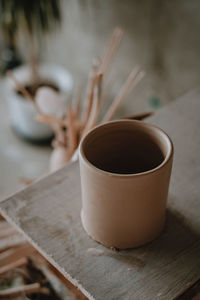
[79,119,173,178]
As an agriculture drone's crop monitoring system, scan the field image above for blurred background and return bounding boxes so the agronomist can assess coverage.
[1,0,200,198]
[0,1,200,299]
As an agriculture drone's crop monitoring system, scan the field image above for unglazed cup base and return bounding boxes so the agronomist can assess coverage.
[81,209,165,249]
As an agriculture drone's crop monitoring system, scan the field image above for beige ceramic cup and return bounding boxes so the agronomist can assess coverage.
[79,120,173,249]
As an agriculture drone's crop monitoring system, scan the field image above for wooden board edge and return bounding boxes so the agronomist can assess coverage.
[0,206,94,300]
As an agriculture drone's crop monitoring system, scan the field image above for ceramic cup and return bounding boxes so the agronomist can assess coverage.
[79,120,173,249]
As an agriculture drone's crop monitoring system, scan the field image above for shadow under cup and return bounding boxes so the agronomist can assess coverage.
[79,120,173,249]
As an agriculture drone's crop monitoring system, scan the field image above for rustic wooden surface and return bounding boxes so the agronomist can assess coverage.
[0,88,200,300]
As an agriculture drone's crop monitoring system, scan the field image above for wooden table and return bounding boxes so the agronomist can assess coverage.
[1,89,200,300]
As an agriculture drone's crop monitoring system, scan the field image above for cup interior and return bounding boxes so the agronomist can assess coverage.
[81,120,171,175]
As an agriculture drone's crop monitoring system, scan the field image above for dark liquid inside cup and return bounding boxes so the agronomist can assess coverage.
[84,128,165,174]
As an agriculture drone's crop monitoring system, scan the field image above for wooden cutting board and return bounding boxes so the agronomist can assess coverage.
[1,88,200,300]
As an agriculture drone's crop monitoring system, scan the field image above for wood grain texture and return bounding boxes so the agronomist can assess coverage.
[1,88,200,300]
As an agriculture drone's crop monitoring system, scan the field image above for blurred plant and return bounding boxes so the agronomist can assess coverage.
[8,28,145,173]
[0,0,61,76]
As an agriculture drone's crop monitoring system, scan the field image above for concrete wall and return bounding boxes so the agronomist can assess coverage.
[34,1,200,113]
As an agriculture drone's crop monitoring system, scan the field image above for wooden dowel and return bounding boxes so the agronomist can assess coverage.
[0,243,34,267]
[36,114,67,127]
[6,70,42,113]
[36,114,67,146]
[101,28,119,73]
[0,283,49,298]
[81,71,103,137]
[102,71,117,104]
[97,72,103,107]
[100,27,123,75]
[82,84,99,137]
[72,85,82,118]
[6,71,34,103]
[0,248,14,261]
[0,235,27,252]
[0,256,28,275]
[102,68,144,123]
[0,226,18,239]
[66,105,78,159]
[82,59,99,124]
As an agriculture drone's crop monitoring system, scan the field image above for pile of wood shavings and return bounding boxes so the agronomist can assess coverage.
[0,217,86,300]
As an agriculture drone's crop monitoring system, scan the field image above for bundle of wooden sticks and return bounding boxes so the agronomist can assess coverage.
[8,27,144,172]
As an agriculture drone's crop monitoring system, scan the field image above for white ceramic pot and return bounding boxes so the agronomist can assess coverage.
[5,64,73,142]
